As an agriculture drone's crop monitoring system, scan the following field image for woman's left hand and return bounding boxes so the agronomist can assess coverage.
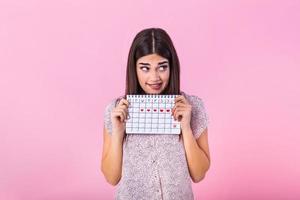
[172,95,192,131]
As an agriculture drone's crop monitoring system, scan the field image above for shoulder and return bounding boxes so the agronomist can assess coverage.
[181,91,209,138]
[103,95,126,132]
[180,91,204,106]
[104,95,126,112]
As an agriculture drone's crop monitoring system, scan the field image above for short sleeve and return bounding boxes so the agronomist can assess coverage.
[190,96,210,139]
[103,99,118,134]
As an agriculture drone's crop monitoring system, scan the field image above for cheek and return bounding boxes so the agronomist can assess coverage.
[137,71,147,83]
[162,71,170,81]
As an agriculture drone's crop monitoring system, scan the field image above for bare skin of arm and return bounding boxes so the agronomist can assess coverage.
[182,127,210,183]
[101,96,210,184]
[101,127,124,185]
[172,95,211,183]
[101,99,129,185]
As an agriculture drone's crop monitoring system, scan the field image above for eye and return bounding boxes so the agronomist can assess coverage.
[140,66,149,71]
[158,65,168,71]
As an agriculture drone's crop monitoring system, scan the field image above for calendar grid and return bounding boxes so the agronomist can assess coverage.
[126,95,181,134]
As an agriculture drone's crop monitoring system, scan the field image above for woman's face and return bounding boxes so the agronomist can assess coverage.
[136,53,170,94]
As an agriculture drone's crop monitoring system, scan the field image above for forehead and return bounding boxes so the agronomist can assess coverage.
[137,53,168,64]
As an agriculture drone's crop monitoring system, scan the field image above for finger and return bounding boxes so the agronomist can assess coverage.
[172,103,187,114]
[173,107,183,116]
[118,98,130,107]
[175,95,187,103]
[113,108,127,122]
[111,110,124,122]
[175,101,186,105]
[173,102,186,109]
[115,108,128,122]
[112,109,125,121]
[115,102,129,117]
[118,99,130,118]
[122,108,129,121]
[118,104,129,110]
[174,109,184,121]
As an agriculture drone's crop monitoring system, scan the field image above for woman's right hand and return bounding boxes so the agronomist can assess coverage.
[110,98,129,139]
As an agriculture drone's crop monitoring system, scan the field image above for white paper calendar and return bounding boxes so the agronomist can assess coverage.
[125,95,181,134]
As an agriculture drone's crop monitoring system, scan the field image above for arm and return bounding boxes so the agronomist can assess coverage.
[101,127,124,186]
[182,127,210,183]
[101,98,129,185]
[172,95,211,182]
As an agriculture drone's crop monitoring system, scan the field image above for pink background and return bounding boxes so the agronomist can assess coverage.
[1,0,299,199]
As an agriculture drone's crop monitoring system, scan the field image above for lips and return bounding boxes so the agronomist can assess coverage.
[148,83,162,90]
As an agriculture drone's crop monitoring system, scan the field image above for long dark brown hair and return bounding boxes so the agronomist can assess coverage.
[125,28,181,96]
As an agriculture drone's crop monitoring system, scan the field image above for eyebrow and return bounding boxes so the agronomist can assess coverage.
[138,61,169,66]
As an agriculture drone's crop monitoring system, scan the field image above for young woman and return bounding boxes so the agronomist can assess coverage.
[101,28,210,200]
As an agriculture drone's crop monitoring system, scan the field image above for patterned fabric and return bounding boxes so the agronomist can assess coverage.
[103,91,209,200]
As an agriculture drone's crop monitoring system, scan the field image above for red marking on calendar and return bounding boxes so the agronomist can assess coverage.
[125,95,181,135]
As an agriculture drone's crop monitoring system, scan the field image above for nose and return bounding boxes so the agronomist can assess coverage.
[149,71,160,81]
